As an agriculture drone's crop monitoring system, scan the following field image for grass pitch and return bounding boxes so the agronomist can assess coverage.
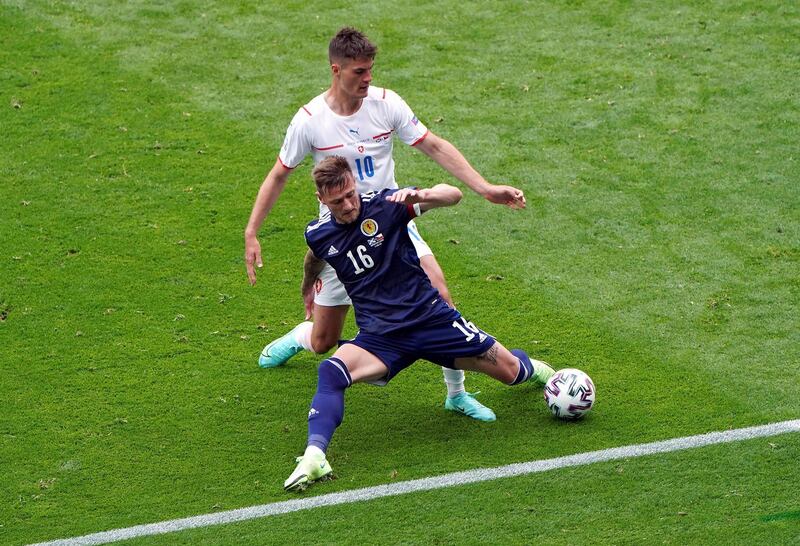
[1,1,798,544]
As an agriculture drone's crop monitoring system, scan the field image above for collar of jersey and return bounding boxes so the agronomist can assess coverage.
[321,88,370,119]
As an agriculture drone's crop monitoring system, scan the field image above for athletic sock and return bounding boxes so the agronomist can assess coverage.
[307,357,352,453]
[303,444,325,459]
[510,349,533,385]
[292,321,314,352]
[442,367,466,397]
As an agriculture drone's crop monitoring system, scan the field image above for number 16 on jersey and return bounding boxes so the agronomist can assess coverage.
[347,245,374,274]
[452,317,480,341]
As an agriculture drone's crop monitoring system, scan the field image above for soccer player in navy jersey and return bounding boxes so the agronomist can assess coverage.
[283,156,555,491]
[245,27,527,422]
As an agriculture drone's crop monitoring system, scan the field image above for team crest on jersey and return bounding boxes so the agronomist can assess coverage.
[368,234,384,247]
[360,218,379,237]
[357,145,365,154]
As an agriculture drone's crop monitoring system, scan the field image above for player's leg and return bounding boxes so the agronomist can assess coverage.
[308,304,349,353]
[258,304,348,368]
[411,221,494,422]
[455,341,555,386]
[420,253,493,420]
[259,264,350,368]
[284,343,387,491]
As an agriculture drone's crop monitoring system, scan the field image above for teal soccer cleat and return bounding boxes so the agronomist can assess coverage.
[284,452,333,492]
[444,391,496,422]
[258,326,305,368]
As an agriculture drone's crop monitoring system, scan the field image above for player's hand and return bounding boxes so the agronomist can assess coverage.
[245,236,263,286]
[301,279,320,320]
[485,185,526,209]
[386,187,424,205]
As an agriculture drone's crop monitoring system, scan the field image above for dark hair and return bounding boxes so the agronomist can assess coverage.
[313,156,353,194]
[328,27,377,63]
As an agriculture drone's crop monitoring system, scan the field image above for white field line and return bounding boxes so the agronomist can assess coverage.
[30,419,800,546]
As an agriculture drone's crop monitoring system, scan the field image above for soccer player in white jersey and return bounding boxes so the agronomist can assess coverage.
[244,27,527,422]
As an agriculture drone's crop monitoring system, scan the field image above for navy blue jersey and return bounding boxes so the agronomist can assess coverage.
[305,189,450,334]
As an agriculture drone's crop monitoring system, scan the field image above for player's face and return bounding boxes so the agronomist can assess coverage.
[318,175,361,224]
[333,57,373,99]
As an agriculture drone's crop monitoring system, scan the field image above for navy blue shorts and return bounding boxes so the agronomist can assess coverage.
[342,309,496,385]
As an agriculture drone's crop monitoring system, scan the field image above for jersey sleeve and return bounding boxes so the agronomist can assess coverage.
[304,219,325,258]
[384,89,429,146]
[278,108,313,169]
[381,188,420,223]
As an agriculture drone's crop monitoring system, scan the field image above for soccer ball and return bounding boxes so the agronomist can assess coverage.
[544,368,595,420]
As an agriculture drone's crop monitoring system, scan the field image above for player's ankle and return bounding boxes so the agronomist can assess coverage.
[293,321,315,351]
[304,445,325,459]
[442,368,466,397]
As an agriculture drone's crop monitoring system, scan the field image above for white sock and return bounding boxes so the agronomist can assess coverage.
[442,367,466,398]
[292,321,314,352]
[304,444,325,459]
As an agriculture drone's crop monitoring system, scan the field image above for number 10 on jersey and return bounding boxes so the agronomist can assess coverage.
[354,156,375,180]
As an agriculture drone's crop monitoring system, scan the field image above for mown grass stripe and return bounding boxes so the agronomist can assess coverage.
[30,419,800,546]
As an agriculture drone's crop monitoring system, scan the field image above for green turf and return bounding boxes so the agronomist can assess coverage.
[1,1,798,544]
[123,432,800,545]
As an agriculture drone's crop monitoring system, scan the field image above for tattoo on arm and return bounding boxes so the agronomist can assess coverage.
[301,249,325,292]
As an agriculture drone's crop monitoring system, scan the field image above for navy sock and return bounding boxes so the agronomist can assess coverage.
[510,349,533,385]
[307,357,352,453]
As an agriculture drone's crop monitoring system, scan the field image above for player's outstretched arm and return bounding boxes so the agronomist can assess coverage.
[244,159,292,285]
[414,132,526,209]
[386,184,462,213]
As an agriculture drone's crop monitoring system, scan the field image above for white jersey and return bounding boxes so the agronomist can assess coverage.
[278,86,429,215]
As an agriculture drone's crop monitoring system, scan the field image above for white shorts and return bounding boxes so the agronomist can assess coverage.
[314,219,433,307]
